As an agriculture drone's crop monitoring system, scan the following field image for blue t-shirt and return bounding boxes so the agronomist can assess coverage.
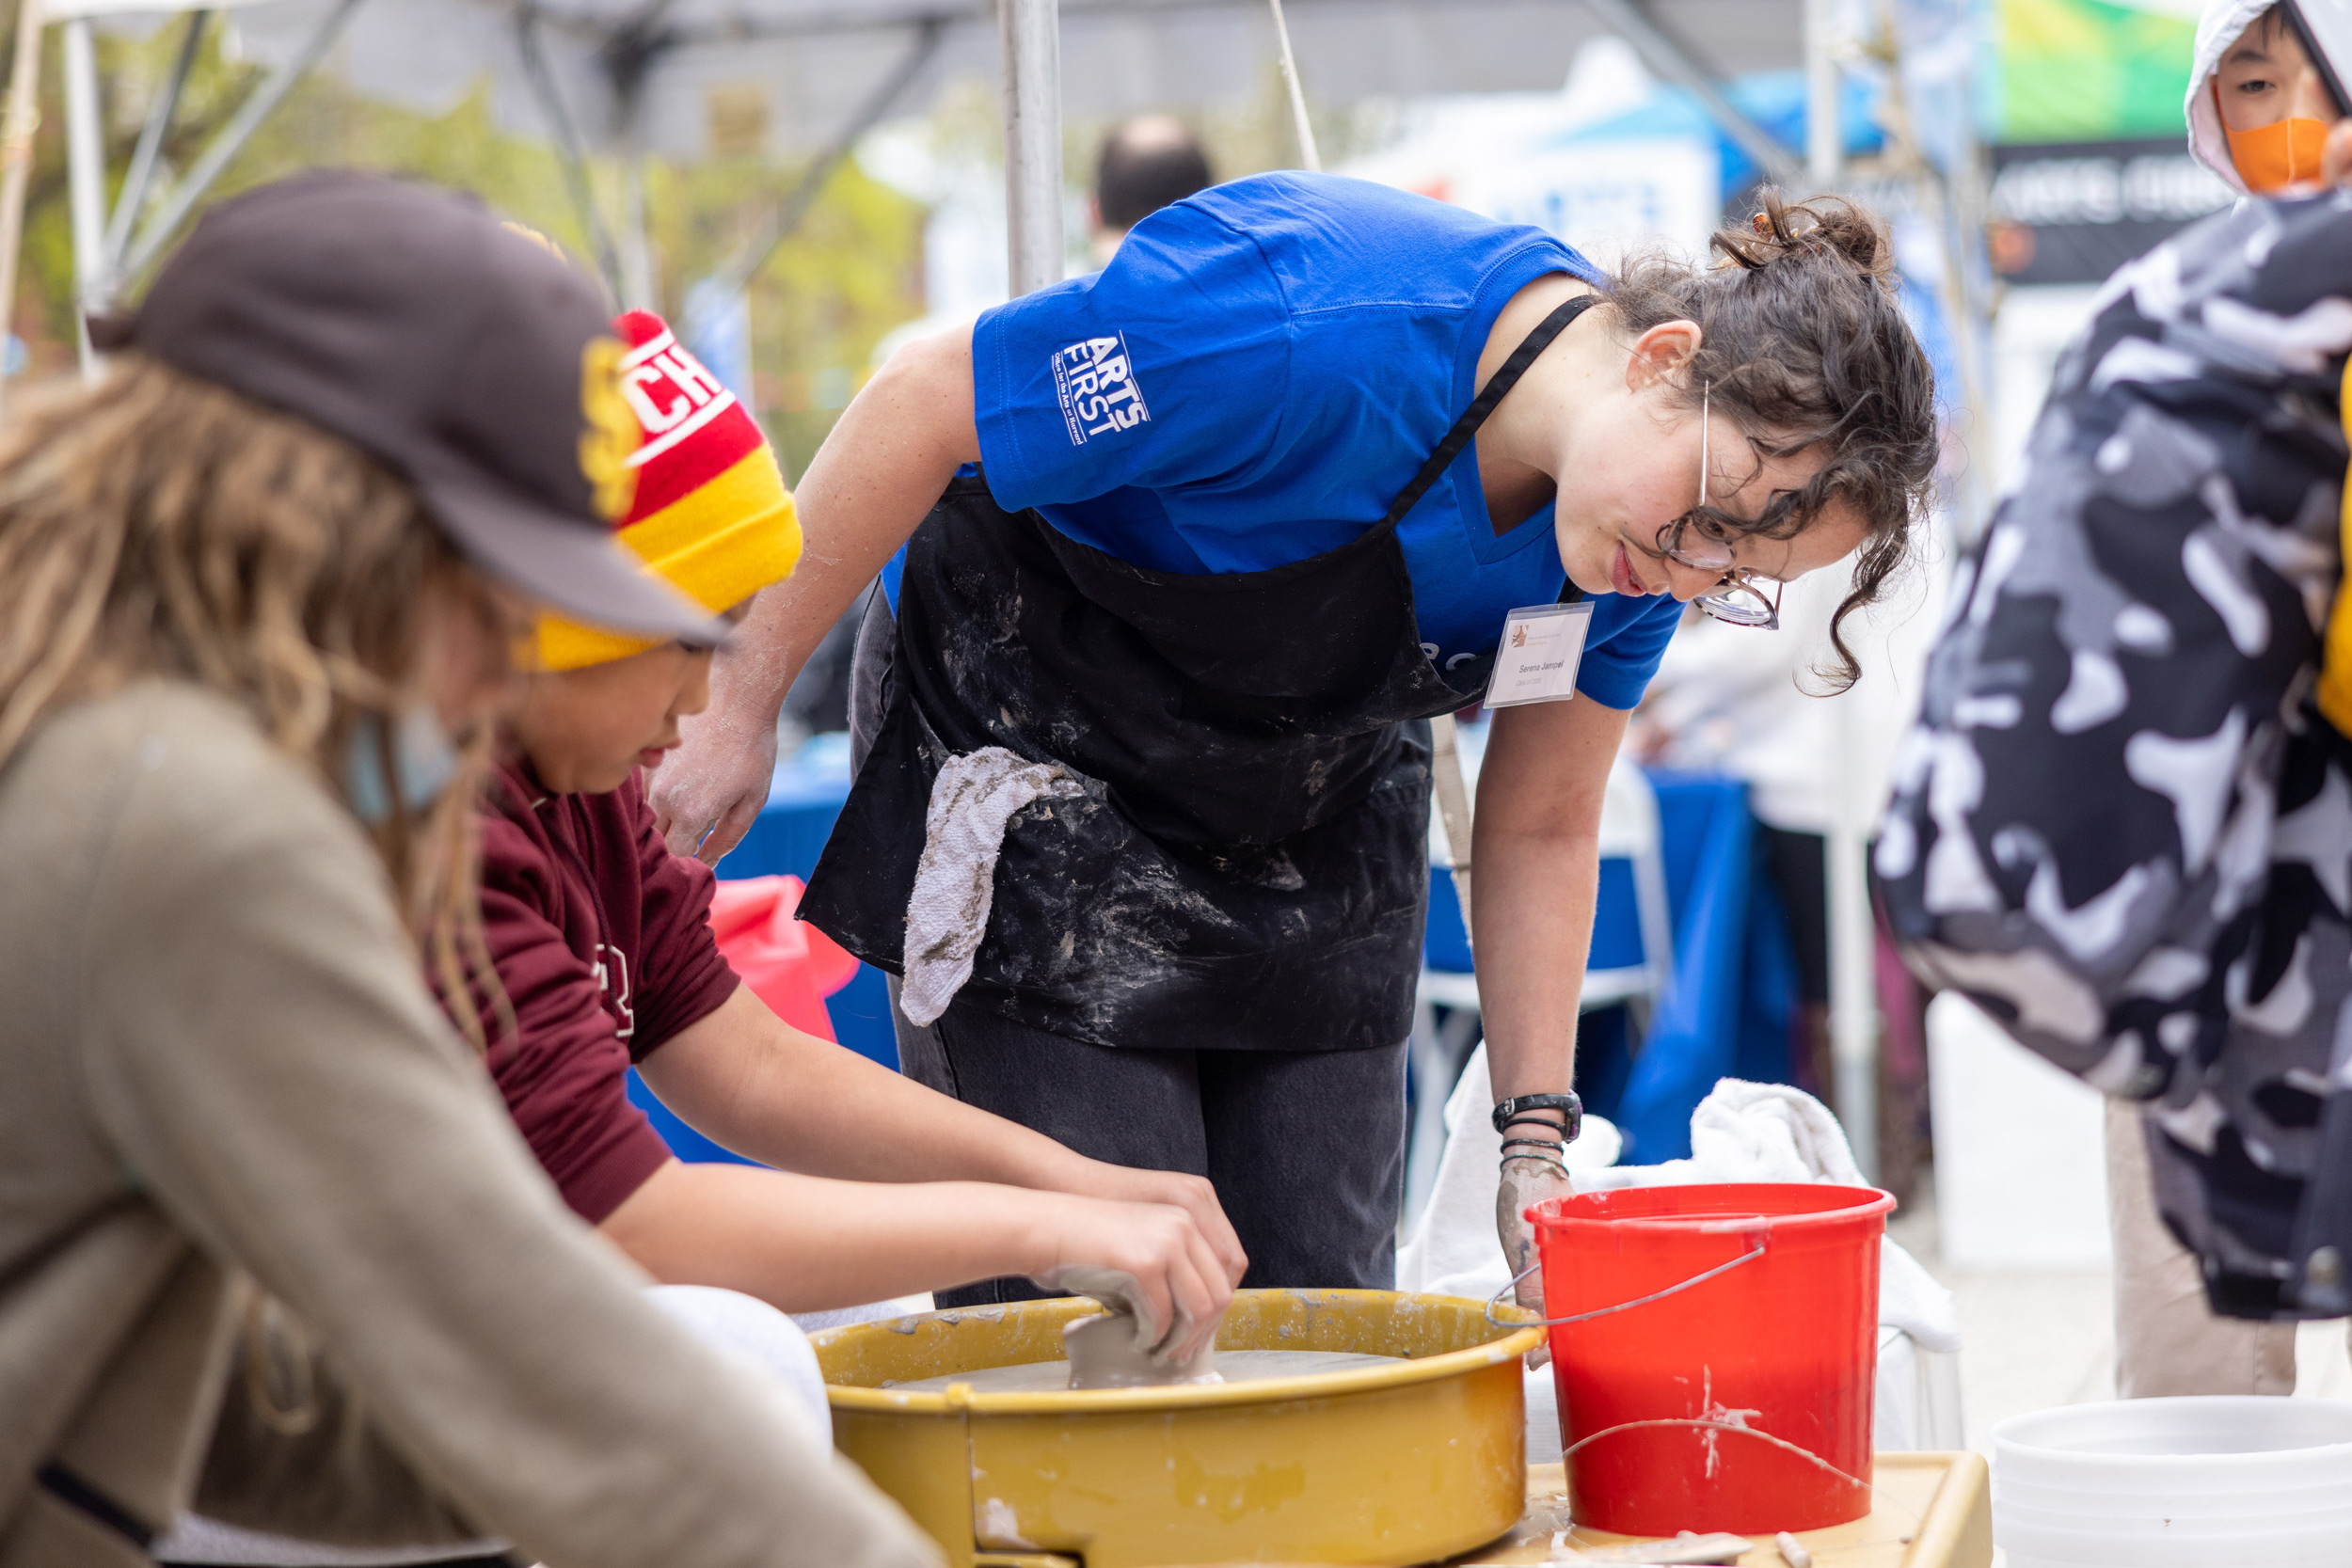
[890,171,1682,710]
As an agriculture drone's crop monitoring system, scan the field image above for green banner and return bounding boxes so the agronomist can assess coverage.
[1993,0,2200,143]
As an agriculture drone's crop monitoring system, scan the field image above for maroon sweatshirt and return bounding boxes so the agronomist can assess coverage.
[475,760,739,1222]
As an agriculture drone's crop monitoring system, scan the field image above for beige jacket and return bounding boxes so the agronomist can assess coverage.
[0,682,940,1568]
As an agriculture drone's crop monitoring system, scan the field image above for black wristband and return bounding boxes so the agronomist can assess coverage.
[1492,1092,1582,1145]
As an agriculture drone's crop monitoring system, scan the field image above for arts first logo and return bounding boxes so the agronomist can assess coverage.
[1053,333,1151,445]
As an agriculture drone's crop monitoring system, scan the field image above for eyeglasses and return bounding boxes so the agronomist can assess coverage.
[1653,385,1785,630]
[1663,521,1785,628]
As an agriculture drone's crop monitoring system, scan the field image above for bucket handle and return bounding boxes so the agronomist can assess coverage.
[1485,1231,1768,1328]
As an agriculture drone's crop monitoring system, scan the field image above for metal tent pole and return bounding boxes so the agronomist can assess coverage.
[714,18,942,300]
[118,0,368,286]
[1576,0,1802,186]
[1828,694,1880,1182]
[0,0,44,412]
[103,8,206,273]
[1267,0,1319,172]
[60,14,103,376]
[1000,0,1061,297]
[1804,0,1840,186]
[617,115,653,309]
[514,4,625,303]
[1814,0,1873,1185]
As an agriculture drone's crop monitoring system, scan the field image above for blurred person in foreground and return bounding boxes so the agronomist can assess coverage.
[1879,138,2352,1400]
[2073,0,2352,1400]
[0,171,934,1568]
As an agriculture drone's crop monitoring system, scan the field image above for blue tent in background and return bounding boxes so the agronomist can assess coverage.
[1535,69,1886,199]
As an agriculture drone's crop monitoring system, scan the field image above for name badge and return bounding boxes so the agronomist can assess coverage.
[1486,601,1594,707]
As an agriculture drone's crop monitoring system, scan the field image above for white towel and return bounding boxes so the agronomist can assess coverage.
[901,746,1081,1026]
[1398,1050,1961,1354]
[1581,1077,1864,1190]
[1583,1078,1959,1353]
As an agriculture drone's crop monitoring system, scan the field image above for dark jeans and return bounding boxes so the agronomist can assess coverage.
[850,589,1407,1303]
[894,988,1406,1301]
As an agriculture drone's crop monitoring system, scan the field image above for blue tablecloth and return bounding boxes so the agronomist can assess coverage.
[649,746,1798,1168]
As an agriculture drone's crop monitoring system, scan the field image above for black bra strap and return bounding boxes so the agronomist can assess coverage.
[1376,291,1601,533]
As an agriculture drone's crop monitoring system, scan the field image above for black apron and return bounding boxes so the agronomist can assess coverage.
[803,294,1597,1054]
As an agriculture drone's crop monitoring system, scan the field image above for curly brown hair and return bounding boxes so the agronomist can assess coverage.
[1603,189,1939,688]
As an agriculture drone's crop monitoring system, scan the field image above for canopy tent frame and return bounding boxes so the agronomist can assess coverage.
[113,0,363,290]
[15,0,373,378]
[516,0,629,298]
[10,0,1843,380]
[101,2,205,267]
[1577,0,1801,183]
[711,13,943,298]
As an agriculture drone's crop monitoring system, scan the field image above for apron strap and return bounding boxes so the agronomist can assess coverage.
[1377,291,1602,531]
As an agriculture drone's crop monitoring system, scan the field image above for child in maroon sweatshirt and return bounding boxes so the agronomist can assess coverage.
[471,311,1241,1354]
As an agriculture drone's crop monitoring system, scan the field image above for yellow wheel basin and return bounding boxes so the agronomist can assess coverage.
[812,1288,1546,1568]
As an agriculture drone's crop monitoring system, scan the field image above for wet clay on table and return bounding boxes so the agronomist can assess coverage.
[884,1348,1405,1394]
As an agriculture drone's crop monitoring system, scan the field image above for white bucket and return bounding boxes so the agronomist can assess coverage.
[1992,1397,2352,1567]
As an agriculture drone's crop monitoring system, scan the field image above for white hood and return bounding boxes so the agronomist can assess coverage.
[2188,0,2277,193]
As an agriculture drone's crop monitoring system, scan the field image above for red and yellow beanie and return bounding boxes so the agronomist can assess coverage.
[536,309,802,671]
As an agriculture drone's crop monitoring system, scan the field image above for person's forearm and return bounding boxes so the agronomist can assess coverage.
[601,1162,1067,1312]
[642,990,1090,1189]
[1469,697,1629,1114]
[702,330,981,734]
[642,991,1251,1290]
[1471,826,1597,1106]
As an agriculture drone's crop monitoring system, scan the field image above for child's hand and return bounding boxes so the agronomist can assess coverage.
[1026,1195,1235,1366]
[1076,1164,1248,1287]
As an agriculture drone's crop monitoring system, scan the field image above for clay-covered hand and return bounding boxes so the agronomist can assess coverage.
[1077,1164,1248,1288]
[1045,1266,1225,1388]
[648,695,780,864]
[1025,1195,1232,1368]
[1497,1157,1577,1367]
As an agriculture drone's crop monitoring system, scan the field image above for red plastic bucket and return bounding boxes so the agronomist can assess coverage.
[1528,1182,1894,1535]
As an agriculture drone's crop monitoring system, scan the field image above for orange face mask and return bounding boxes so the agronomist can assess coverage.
[2226,114,2333,190]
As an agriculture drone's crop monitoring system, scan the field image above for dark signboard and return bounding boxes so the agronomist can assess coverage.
[1988,138,2235,286]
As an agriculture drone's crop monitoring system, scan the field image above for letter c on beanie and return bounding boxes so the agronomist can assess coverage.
[535,310,802,671]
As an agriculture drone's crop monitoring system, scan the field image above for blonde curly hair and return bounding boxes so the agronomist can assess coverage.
[0,356,506,1042]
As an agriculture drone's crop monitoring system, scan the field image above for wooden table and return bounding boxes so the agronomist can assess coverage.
[1442,1456,1992,1568]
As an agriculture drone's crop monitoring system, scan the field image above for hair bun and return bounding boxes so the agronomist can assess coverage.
[1715,190,1892,283]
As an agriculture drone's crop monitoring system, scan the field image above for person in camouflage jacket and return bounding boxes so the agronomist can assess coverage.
[1880,190,2352,1320]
